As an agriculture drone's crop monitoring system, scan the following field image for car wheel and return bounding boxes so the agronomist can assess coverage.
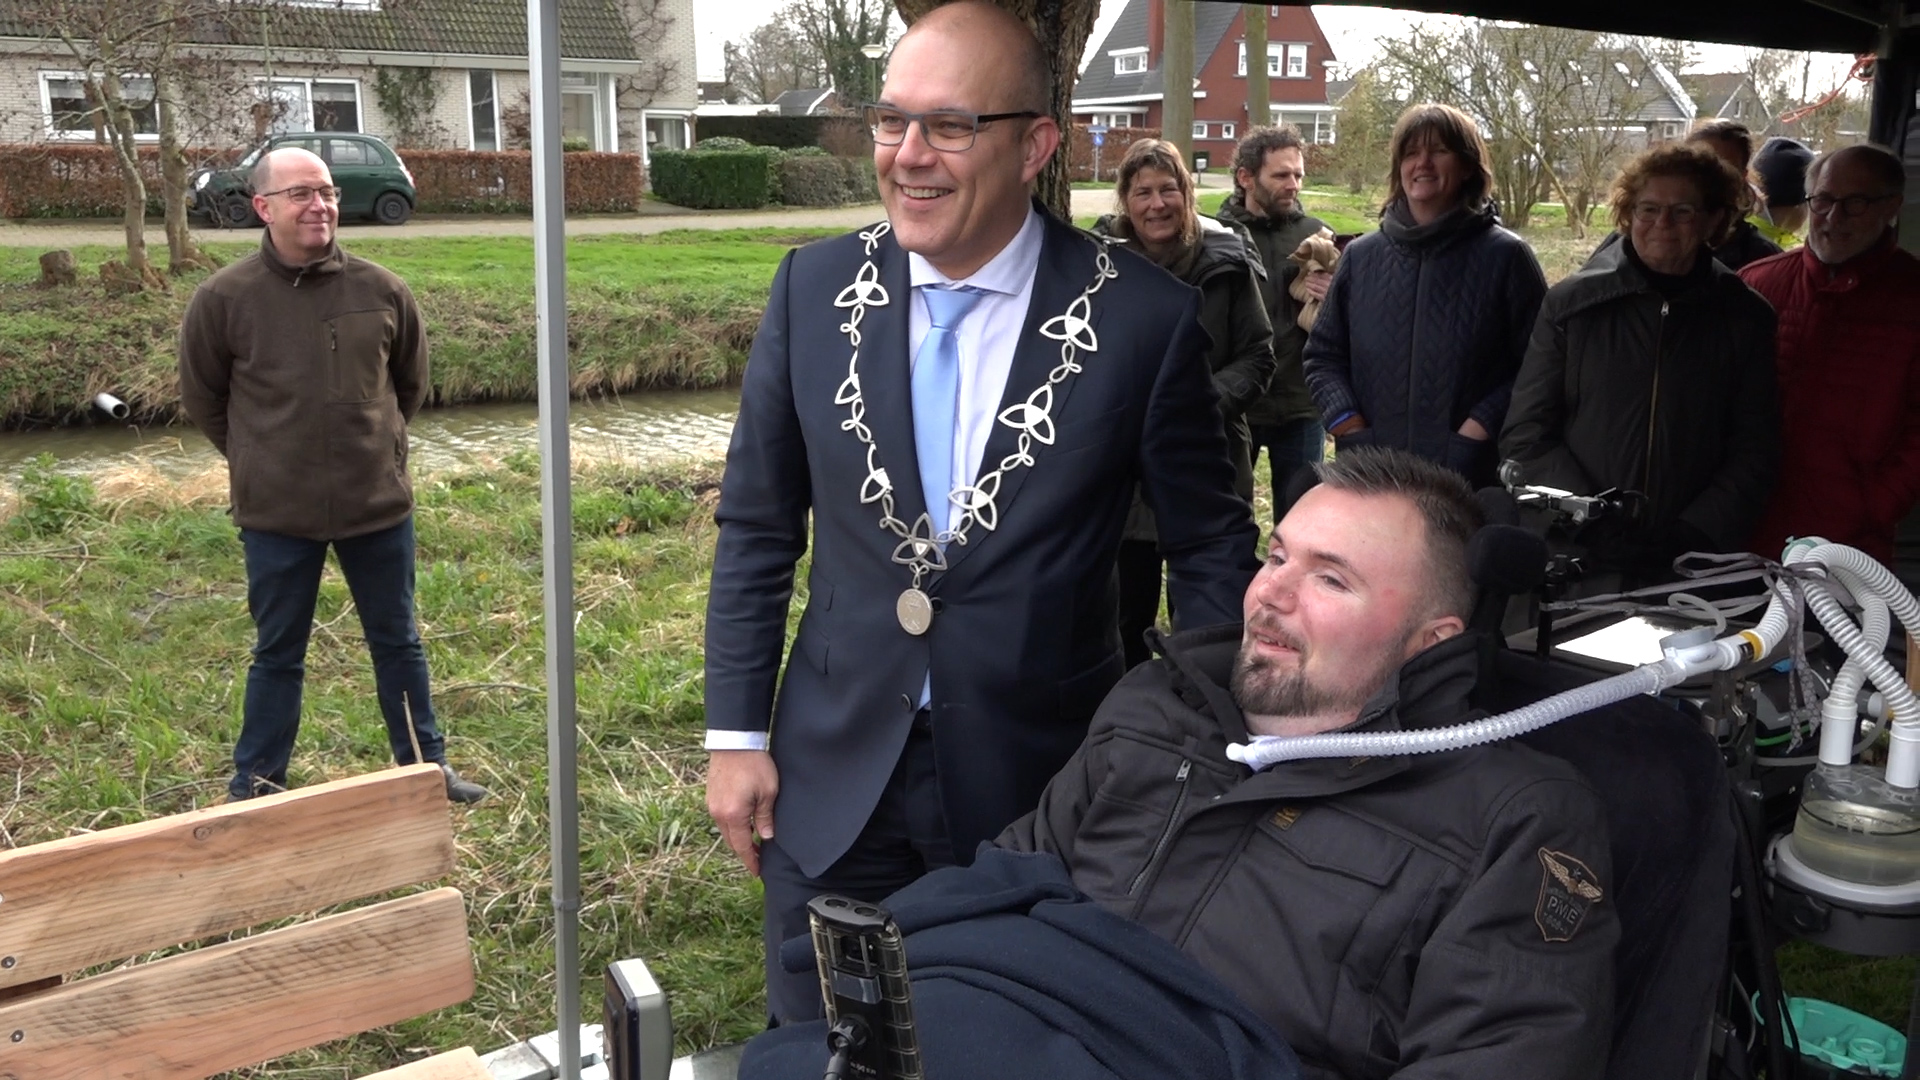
[220,194,259,228]
[374,192,412,226]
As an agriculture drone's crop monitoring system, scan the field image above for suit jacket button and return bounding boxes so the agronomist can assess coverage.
[899,694,913,709]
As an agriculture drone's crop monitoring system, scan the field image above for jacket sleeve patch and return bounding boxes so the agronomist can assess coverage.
[1535,847,1604,943]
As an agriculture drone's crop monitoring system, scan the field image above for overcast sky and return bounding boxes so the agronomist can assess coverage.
[693,3,1856,95]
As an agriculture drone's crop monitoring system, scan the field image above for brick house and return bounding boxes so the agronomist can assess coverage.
[0,0,696,167]
[1070,0,1339,153]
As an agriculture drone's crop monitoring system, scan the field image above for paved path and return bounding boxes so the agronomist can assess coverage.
[0,189,1120,248]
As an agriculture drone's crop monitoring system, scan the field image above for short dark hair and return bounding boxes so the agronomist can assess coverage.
[1383,103,1494,213]
[1808,143,1907,201]
[1312,448,1483,621]
[1688,120,1755,170]
[1608,141,1747,247]
[1232,125,1306,187]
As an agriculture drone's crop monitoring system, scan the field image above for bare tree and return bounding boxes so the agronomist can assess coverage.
[784,0,894,106]
[893,0,1101,217]
[614,0,682,146]
[1329,65,1398,195]
[727,16,828,104]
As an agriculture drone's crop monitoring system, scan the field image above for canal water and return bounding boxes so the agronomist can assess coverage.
[0,389,741,483]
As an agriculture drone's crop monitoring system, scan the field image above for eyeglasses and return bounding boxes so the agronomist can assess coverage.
[1807,192,1897,217]
[1632,202,1699,225]
[863,104,1043,152]
[256,185,343,205]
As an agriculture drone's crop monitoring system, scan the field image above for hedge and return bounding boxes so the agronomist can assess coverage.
[0,144,242,219]
[1063,125,1167,185]
[695,114,871,154]
[776,155,878,207]
[650,148,780,210]
[399,149,643,213]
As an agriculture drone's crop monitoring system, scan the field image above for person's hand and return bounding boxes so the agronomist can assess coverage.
[706,749,779,876]
[1303,269,1331,301]
[1329,413,1368,437]
[1458,417,1491,441]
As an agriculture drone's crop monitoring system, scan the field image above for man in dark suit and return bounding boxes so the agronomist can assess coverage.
[702,0,1259,1022]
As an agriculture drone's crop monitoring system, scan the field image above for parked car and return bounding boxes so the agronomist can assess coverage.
[188,132,417,228]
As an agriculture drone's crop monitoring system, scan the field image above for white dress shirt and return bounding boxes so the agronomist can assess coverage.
[705,208,1045,753]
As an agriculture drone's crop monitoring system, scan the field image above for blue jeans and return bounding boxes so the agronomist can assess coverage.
[1250,417,1327,520]
[231,516,443,799]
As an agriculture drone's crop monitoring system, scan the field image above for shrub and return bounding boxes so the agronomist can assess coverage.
[694,136,753,151]
[696,115,872,155]
[776,155,879,207]
[785,145,829,158]
[561,137,593,153]
[0,145,241,219]
[7,453,96,537]
[399,150,643,213]
[650,148,778,210]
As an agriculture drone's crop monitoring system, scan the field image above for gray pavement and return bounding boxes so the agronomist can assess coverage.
[0,188,1120,248]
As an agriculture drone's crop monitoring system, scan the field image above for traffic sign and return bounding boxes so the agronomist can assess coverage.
[1092,131,1105,147]
[1088,124,1109,135]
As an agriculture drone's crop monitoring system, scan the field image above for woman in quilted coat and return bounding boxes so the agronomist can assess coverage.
[1303,103,1547,488]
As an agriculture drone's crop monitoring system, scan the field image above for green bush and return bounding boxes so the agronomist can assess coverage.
[7,453,96,537]
[777,155,852,206]
[785,146,829,158]
[694,136,753,151]
[561,137,593,153]
[649,148,779,209]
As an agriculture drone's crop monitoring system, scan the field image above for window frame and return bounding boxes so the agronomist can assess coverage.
[254,76,364,134]
[467,69,500,151]
[39,70,160,141]
[1110,47,1148,76]
[1285,43,1309,79]
[1192,120,1208,140]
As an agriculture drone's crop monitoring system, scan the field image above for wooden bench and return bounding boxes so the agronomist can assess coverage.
[0,763,491,1079]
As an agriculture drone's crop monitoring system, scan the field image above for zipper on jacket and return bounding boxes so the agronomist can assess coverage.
[1640,300,1667,496]
[329,323,337,353]
[1128,759,1193,901]
[1406,254,1423,452]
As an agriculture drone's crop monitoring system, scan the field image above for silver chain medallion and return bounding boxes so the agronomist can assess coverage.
[833,221,1117,635]
[896,588,934,635]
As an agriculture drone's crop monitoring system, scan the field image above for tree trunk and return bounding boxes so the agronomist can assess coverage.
[1162,0,1195,164]
[894,0,1102,220]
[1244,4,1269,129]
[154,68,210,275]
[95,72,164,291]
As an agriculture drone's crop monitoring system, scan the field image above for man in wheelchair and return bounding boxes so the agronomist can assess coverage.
[998,448,1616,1079]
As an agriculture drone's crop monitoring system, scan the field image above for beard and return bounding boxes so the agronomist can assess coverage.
[1230,616,1410,722]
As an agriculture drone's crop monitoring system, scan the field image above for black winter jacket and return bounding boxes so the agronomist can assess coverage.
[1000,626,1617,1080]
[1303,201,1546,485]
[1500,239,1779,552]
[1218,194,1326,425]
[1093,215,1275,532]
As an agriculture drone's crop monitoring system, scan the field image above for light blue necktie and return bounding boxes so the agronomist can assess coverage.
[912,285,986,537]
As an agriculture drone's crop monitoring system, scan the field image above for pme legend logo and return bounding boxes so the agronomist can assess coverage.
[1535,848,1604,943]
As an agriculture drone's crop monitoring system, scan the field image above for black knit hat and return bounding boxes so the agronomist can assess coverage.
[1755,137,1816,207]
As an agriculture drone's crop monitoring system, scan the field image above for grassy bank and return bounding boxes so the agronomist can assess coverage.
[0,229,840,429]
[0,453,773,1071]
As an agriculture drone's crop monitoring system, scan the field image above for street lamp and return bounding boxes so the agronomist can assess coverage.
[861,42,886,102]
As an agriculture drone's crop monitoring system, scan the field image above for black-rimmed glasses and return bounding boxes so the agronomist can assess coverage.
[256,184,343,204]
[862,104,1043,152]
[1808,192,1898,217]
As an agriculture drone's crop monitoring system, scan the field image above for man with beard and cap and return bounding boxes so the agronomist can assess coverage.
[178,146,488,805]
[1000,447,1616,1080]
[1740,143,1920,564]
[1217,125,1329,509]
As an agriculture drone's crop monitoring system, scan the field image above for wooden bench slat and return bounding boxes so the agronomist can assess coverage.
[0,887,475,1079]
[359,1045,491,1079]
[0,763,453,987]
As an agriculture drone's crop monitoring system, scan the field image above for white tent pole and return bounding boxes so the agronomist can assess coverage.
[527,0,583,1074]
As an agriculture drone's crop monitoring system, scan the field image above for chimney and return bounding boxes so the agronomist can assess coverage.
[1147,0,1165,67]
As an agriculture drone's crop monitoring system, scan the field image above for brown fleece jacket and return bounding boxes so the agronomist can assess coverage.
[178,233,428,540]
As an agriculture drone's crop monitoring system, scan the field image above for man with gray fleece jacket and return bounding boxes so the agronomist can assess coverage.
[177,146,485,804]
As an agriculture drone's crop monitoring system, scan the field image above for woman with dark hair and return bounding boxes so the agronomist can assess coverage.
[1502,142,1779,581]
[1092,138,1274,667]
[1590,120,1782,270]
[1303,102,1547,487]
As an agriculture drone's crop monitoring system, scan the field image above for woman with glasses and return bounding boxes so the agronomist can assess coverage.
[1302,103,1547,488]
[1501,142,1780,583]
[1090,138,1274,668]
[1587,121,1783,271]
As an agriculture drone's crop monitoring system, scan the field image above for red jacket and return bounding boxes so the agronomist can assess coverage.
[1739,236,1920,562]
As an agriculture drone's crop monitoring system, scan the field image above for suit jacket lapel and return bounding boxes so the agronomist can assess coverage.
[853,228,930,528]
[944,213,1097,576]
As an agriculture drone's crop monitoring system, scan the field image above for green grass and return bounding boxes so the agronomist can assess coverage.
[0,229,841,429]
[0,455,780,1073]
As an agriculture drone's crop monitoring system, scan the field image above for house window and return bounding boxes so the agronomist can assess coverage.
[1111,47,1147,76]
[560,72,602,149]
[1237,42,1303,78]
[469,70,499,151]
[1192,121,1208,140]
[1286,44,1308,79]
[1222,122,1236,140]
[259,78,361,134]
[41,72,158,139]
[644,112,690,154]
